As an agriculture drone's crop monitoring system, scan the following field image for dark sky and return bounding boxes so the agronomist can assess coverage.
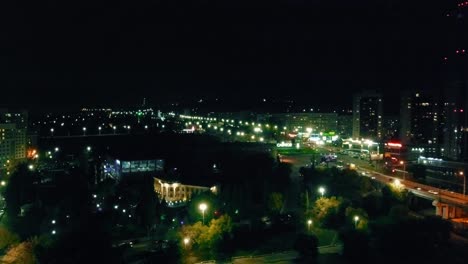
[0,0,457,111]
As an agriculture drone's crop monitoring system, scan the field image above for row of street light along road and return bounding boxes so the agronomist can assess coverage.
[179,114,468,206]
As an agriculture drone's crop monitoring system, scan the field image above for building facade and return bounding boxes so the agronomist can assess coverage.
[0,109,28,162]
[266,113,338,132]
[153,177,217,207]
[337,114,353,138]
[352,91,383,140]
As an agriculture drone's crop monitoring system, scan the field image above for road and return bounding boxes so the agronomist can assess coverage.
[356,168,468,206]
[330,151,468,206]
[281,150,468,210]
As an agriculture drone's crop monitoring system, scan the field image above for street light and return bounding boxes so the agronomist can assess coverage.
[460,171,465,196]
[113,126,117,134]
[400,161,406,180]
[318,187,325,197]
[98,126,102,135]
[50,128,54,137]
[82,127,86,136]
[354,215,359,228]
[199,203,207,225]
[307,219,313,231]
[184,237,190,249]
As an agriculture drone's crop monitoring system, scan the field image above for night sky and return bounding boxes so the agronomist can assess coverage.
[0,1,457,111]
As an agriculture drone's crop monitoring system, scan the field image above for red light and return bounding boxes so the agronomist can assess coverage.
[444,57,448,60]
[454,109,458,112]
[456,50,460,54]
[461,109,464,112]
[463,50,466,53]
[387,142,402,148]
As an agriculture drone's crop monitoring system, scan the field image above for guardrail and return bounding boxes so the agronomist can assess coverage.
[361,168,468,206]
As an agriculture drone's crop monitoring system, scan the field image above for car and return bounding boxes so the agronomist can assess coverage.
[428,190,439,195]
[371,176,376,180]
[417,187,421,190]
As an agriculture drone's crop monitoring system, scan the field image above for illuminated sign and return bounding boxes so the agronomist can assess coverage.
[276,142,293,148]
[387,142,402,148]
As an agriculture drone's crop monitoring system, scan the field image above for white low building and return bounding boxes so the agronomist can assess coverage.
[154,177,217,207]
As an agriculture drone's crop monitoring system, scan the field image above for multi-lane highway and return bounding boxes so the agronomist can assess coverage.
[357,167,468,206]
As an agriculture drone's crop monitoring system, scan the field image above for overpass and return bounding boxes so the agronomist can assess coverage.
[357,167,468,219]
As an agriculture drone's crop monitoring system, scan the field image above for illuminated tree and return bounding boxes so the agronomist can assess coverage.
[179,215,232,258]
[268,192,284,213]
[0,227,19,251]
[311,196,342,224]
[1,238,38,264]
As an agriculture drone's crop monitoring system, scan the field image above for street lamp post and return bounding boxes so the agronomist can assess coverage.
[82,127,86,136]
[50,128,54,137]
[400,161,406,180]
[199,203,207,225]
[354,215,359,228]
[184,237,190,249]
[318,187,325,198]
[460,171,465,196]
[98,126,102,135]
[307,219,312,232]
[113,126,117,134]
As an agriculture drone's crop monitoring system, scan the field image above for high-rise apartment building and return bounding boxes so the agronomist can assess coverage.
[439,2,468,161]
[337,114,353,138]
[399,90,443,159]
[352,91,383,140]
[0,109,28,162]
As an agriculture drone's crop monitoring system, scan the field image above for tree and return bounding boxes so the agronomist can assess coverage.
[1,238,38,264]
[311,197,342,225]
[388,204,409,220]
[4,163,36,218]
[340,229,369,263]
[293,234,319,260]
[134,175,160,235]
[268,192,284,213]
[345,207,369,230]
[179,215,233,259]
[372,217,452,264]
[0,227,20,252]
[408,164,426,180]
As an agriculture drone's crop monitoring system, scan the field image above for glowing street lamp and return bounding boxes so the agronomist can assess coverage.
[199,203,207,225]
[113,126,117,134]
[460,171,465,196]
[400,161,406,180]
[50,128,54,137]
[307,219,313,231]
[354,215,359,228]
[318,187,325,197]
[394,179,401,187]
[98,126,102,135]
[184,237,190,249]
[82,127,87,136]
